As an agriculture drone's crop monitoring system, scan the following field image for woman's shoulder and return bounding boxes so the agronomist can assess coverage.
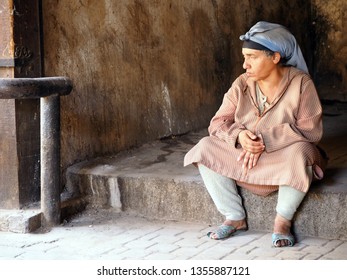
[225,73,255,97]
[288,67,313,82]
[231,73,249,88]
[287,67,317,94]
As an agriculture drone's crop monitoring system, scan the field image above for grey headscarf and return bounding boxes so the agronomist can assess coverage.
[240,21,309,73]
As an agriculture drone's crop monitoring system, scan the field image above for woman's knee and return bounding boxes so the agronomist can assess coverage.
[286,142,316,162]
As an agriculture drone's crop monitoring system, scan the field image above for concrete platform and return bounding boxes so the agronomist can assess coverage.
[65,101,347,240]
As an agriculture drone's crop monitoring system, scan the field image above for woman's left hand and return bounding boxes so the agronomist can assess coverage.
[237,130,265,169]
[237,150,262,169]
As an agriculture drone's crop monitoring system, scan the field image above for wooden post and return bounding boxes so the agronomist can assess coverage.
[0,0,42,209]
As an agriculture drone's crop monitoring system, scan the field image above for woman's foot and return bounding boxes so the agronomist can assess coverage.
[272,214,294,247]
[208,219,247,240]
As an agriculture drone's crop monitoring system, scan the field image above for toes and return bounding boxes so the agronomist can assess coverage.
[274,239,290,247]
[207,232,217,239]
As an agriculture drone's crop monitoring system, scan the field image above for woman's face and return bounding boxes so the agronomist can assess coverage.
[242,48,279,81]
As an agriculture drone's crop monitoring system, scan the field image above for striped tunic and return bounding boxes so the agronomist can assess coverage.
[184,67,328,196]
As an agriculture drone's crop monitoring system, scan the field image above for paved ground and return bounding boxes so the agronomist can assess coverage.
[0,208,346,261]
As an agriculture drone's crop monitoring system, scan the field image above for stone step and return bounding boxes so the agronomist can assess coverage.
[0,197,87,233]
[66,112,347,240]
[0,209,41,233]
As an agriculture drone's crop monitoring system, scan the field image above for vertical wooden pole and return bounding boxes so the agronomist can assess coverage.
[0,0,42,209]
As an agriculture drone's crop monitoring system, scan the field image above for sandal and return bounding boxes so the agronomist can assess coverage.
[207,224,247,240]
[272,233,295,247]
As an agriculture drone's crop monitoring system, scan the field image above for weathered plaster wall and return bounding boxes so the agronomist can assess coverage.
[312,0,346,99]
[42,0,313,184]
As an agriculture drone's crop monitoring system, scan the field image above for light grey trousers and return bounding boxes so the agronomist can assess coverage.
[198,164,310,221]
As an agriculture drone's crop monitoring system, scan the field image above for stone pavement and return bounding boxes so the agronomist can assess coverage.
[0,208,346,260]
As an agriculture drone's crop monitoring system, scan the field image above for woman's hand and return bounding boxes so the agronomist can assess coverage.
[237,130,265,153]
[237,130,265,169]
[237,150,262,169]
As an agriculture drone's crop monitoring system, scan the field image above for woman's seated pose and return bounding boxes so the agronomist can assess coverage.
[184,21,327,247]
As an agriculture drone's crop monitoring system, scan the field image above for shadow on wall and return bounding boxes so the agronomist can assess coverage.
[312,0,347,100]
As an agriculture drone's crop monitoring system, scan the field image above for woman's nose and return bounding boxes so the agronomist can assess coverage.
[243,60,249,69]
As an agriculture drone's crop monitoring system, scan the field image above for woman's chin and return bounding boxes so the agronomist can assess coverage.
[246,73,257,80]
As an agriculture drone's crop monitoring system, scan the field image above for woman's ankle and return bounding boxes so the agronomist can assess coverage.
[273,214,291,234]
[223,219,247,229]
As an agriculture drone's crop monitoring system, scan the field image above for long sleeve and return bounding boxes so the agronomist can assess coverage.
[208,80,246,146]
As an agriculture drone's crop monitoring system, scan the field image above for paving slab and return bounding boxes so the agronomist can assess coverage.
[1,209,345,260]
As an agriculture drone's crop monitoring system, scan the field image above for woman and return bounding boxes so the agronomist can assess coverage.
[184,21,327,247]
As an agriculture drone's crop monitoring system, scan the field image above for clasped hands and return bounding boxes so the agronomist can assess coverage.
[237,130,265,169]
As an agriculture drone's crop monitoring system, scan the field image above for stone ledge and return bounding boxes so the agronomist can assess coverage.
[66,166,347,240]
[65,111,347,239]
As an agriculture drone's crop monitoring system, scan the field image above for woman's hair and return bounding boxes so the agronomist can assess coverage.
[263,50,287,65]
[263,50,275,57]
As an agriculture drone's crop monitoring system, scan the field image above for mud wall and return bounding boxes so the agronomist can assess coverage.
[42,0,321,184]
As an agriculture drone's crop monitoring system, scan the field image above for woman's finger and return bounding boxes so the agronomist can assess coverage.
[237,149,247,162]
[252,153,261,167]
[242,151,251,169]
[248,153,254,169]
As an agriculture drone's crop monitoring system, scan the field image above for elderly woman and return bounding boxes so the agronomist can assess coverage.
[184,21,327,247]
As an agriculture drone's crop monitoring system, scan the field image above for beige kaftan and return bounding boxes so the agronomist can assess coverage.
[184,67,327,196]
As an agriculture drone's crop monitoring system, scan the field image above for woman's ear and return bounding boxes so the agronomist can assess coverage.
[273,52,281,64]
